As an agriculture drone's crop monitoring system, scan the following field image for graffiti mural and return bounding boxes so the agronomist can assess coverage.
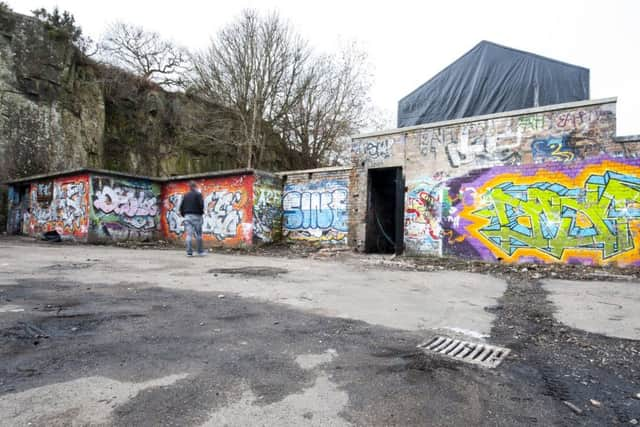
[404,178,445,254]
[283,180,348,243]
[28,175,90,239]
[413,103,616,169]
[90,177,160,241]
[253,179,282,243]
[161,175,253,245]
[444,158,640,266]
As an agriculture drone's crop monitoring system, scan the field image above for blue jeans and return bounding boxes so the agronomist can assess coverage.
[184,214,203,255]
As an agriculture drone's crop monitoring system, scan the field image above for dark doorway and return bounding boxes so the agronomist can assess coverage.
[365,167,404,254]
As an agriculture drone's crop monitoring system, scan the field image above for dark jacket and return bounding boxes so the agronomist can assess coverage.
[179,190,204,216]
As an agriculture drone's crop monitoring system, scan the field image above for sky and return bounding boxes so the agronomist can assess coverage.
[8,0,640,135]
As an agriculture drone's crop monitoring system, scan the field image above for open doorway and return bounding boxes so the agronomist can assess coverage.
[365,167,404,254]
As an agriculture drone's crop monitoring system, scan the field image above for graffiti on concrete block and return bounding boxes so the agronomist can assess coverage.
[283,180,348,243]
[29,175,90,238]
[91,177,160,240]
[162,176,253,245]
[450,159,640,266]
[253,184,282,243]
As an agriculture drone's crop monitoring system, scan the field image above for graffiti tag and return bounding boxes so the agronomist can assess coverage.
[283,181,348,242]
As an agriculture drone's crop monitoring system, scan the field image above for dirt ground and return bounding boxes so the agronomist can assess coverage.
[0,236,639,426]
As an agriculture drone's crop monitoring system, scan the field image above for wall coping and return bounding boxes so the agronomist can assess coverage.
[352,97,618,140]
[614,135,640,143]
[4,168,279,186]
[275,166,352,176]
[4,168,162,185]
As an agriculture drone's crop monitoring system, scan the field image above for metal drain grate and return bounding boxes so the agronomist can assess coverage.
[417,336,510,368]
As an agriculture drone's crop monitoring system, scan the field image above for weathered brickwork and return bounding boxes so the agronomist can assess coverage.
[351,98,640,265]
[281,167,351,244]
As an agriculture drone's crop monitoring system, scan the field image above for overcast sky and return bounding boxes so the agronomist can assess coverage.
[8,0,640,135]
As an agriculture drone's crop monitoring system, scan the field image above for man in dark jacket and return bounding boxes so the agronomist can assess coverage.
[179,181,205,256]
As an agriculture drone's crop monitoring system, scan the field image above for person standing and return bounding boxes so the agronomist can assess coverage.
[179,181,205,256]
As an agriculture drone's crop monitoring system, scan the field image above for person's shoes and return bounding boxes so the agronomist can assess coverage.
[197,252,207,257]
[187,253,193,257]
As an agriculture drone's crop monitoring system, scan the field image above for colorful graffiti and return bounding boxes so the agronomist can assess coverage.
[449,159,640,266]
[161,175,253,245]
[531,134,574,163]
[404,178,444,254]
[28,175,90,239]
[253,179,282,243]
[283,180,348,243]
[90,177,160,241]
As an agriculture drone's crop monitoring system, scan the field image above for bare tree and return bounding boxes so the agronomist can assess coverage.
[191,10,311,169]
[98,22,189,88]
[283,43,372,168]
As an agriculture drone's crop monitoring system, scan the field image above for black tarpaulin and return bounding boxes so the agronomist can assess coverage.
[397,41,589,127]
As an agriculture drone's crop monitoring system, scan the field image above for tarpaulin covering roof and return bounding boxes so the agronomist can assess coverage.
[397,41,590,127]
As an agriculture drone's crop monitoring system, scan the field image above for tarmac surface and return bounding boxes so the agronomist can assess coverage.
[0,237,639,426]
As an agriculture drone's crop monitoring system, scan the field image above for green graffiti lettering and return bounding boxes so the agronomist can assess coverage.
[473,172,640,259]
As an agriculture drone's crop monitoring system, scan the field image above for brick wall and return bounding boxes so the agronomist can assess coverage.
[281,167,351,244]
[350,98,640,264]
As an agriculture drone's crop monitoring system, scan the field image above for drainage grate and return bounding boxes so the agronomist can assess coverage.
[417,336,510,368]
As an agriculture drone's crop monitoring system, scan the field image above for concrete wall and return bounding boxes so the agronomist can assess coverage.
[88,175,161,242]
[350,98,640,265]
[282,168,351,244]
[161,173,256,247]
[26,174,91,241]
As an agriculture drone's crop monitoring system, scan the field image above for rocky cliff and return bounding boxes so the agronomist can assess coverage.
[0,8,292,229]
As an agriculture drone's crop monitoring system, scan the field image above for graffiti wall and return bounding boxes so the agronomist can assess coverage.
[413,102,616,172]
[441,158,640,266]
[28,174,90,239]
[351,99,620,254]
[405,176,456,255]
[253,174,282,243]
[89,176,161,241]
[161,175,254,246]
[283,179,349,244]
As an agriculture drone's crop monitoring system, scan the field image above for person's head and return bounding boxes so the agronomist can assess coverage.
[189,181,198,191]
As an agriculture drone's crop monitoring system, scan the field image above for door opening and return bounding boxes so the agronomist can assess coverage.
[365,167,404,254]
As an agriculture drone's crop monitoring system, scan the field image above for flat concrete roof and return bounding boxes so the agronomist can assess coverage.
[352,97,617,140]
[4,168,278,185]
[4,168,162,185]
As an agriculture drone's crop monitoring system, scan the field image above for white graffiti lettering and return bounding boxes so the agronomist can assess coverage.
[93,186,158,218]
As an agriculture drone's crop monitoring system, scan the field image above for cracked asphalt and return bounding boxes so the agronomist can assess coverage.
[0,237,638,426]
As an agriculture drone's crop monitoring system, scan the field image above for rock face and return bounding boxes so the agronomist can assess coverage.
[0,8,292,229]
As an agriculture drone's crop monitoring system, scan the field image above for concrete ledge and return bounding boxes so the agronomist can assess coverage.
[352,97,618,140]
